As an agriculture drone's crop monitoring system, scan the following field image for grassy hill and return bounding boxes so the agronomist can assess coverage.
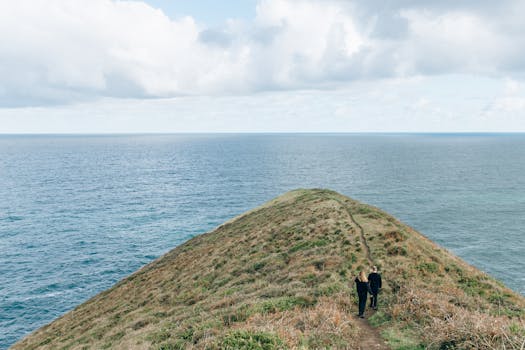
[13,189,525,349]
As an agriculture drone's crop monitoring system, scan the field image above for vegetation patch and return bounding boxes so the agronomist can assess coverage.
[314,283,344,297]
[368,310,391,327]
[288,239,329,253]
[304,333,349,349]
[146,330,171,344]
[387,245,408,256]
[255,296,316,314]
[458,276,492,296]
[155,341,186,350]
[216,330,286,350]
[381,328,425,350]
[416,262,438,274]
[251,261,266,272]
[131,319,149,330]
[384,230,406,242]
[222,306,252,326]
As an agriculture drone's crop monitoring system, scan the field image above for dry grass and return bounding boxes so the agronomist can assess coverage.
[235,295,359,349]
[388,287,525,349]
[12,189,525,350]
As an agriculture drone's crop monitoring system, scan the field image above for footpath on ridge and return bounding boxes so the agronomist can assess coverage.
[334,197,391,350]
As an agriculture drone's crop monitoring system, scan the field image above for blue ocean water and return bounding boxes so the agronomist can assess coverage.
[0,133,524,348]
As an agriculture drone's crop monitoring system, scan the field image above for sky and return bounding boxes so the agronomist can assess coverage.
[1,0,525,133]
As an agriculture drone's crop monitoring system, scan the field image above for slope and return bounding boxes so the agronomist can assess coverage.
[13,189,525,349]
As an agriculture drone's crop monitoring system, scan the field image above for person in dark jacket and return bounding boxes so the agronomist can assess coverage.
[355,270,371,318]
[368,266,382,310]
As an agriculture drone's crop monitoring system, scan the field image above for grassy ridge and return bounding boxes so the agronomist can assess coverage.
[349,198,525,349]
[12,189,525,349]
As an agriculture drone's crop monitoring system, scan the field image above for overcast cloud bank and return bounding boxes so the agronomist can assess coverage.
[2,0,525,107]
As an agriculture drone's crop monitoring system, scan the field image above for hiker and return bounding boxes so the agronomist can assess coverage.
[355,270,372,318]
[368,266,382,310]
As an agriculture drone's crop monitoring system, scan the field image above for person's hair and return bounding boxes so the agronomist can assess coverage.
[372,266,378,272]
[359,270,368,282]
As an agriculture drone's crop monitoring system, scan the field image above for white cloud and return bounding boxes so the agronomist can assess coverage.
[1,0,525,107]
[485,79,525,114]
[398,10,512,76]
[2,75,522,133]
[493,97,525,112]
[0,0,368,106]
[503,78,522,95]
[412,97,430,109]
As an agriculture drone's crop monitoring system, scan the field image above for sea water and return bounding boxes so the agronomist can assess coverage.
[1,133,524,348]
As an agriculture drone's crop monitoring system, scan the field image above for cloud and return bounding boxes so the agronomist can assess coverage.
[493,97,525,112]
[397,10,511,76]
[1,0,525,107]
[484,78,525,114]
[1,75,524,132]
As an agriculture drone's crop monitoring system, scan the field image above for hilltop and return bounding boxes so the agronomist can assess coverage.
[13,189,525,349]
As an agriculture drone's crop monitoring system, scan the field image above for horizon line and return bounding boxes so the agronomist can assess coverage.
[1,131,525,136]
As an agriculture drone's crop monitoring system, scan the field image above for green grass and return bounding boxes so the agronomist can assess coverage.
[368,310,391,327]
[288,239,329,253]
[255,296,316,314]
[381,328,425,350]
[216,330,286,350]
[314,282,344,297]
[416,262,438,273]
[458,275,492,296]
[146,330,171,344]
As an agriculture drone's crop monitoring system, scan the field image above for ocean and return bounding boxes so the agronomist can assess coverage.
[1,133,524,348]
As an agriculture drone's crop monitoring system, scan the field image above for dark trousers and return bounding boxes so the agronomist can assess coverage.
[370,292,378,308]
[358,293,367,316]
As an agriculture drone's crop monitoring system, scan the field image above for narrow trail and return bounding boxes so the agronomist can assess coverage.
[333,198,391,350]
[333,198,374,266]
[345,206,374,266]
[355,318,391,350]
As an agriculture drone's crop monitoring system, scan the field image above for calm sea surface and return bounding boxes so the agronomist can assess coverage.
[1,133,524,348]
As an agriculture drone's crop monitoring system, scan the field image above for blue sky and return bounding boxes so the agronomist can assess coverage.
[144,0,257,24]
[0,0,524,132]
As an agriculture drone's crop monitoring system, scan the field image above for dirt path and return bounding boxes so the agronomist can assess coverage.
[332,198,374,265]
[333,199,391,350]
[354,313,391,350]
[345,207,374,265]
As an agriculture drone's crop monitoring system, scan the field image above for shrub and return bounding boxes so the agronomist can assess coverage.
[458,276,491,296]
[314,283,344,297]
[256,296,315,314]
[356,206,373,215]
[388,287,525,350]
[222,306,251,325]
[252,261,266,272]
[313,260,325,271]
[387,245,408,256]
[156,341,185,350]
[147,330,171,344]
[217,330,286,350]
[131,319,149,330]
[416,262,438,274]
[384,230,406,242]
[301,273,318,287]
[289,239,328,253]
